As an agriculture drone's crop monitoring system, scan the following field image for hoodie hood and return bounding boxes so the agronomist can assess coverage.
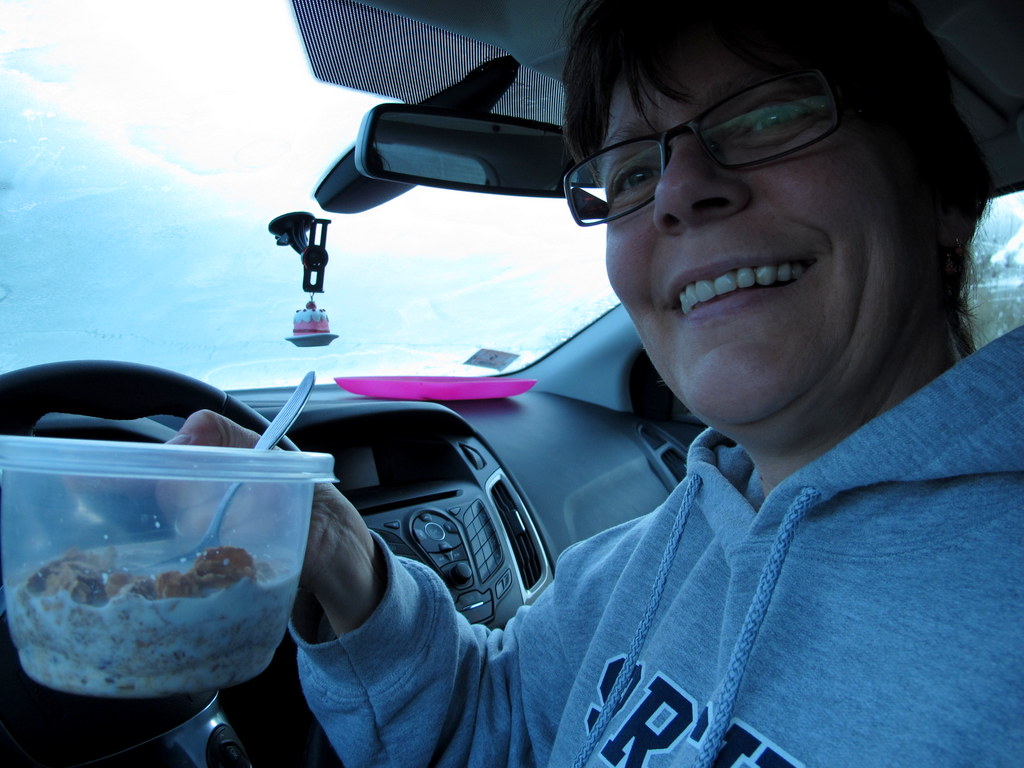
[784,325,1024,499]
[690,325,1024,515]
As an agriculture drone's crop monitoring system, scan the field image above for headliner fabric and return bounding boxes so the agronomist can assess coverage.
[291,0,566,124]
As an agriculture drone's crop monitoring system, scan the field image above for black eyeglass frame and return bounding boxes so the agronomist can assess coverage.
[562,69,844,226]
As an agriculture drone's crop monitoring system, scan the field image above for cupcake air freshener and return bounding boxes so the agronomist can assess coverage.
[270,212,339,347]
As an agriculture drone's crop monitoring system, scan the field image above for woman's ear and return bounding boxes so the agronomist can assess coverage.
[935,196,980,248]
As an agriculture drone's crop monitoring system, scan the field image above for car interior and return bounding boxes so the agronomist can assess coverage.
[1,0,1021,766]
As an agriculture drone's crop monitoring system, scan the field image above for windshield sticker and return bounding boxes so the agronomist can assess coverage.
[465,349,520,371]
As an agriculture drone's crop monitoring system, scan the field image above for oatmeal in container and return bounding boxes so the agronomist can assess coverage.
[0,434,335,697]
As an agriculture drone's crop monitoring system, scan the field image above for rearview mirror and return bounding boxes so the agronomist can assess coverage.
[354,104,569,198]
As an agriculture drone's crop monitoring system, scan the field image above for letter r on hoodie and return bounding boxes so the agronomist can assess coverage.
[600,675,696,767]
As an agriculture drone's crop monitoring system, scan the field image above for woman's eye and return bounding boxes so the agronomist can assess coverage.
[593,141,663,205]
[602,162,659,204]
[751,100,819,130]
[709,96,828,143]
[609,165,657,198]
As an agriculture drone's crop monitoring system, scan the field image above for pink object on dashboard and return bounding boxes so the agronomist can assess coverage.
[334,376,536,401]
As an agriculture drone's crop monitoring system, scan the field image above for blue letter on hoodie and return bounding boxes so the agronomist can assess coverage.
[600,674,696,767]
[590,657,802,767]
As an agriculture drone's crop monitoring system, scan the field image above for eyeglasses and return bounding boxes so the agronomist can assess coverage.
[563,70,841,226]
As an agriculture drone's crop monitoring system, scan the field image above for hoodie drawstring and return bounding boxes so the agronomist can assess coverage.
[571,473,703,768]
[693,486,821,768]
[572,481,822,768]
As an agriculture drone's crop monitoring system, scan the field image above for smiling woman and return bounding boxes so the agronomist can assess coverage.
[599,35,964,485]
[0,0,611,389]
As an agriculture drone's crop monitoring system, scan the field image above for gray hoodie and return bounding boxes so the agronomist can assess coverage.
[296,325,1024,767]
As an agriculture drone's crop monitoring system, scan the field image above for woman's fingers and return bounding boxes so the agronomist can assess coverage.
[167,410,261,449]
[303,483,389,634]
[166,410,387,634]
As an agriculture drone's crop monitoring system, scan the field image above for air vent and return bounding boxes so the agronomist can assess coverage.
[639,425,664,450]
[490,478,543,590]
[637,425,688,487]
[459,442,486,470]
[660,447,687,482]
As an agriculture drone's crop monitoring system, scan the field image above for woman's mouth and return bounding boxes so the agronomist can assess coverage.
[679,260,813,315]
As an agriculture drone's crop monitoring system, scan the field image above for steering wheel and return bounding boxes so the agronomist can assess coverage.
[0,360,297,767]
[0,359,280,437]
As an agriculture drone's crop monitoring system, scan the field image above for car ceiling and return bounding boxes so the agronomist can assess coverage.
[292,0,1024,194]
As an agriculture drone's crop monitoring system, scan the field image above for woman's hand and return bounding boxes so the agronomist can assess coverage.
[168,410,387,635]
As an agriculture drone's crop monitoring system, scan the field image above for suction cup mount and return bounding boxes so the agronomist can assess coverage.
[269,212,331,294]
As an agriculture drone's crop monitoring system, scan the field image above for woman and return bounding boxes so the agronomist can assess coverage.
[172,0,1023,764]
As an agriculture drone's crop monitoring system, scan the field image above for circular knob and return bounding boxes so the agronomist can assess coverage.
[423,521,446,541]
[448,562,473,587]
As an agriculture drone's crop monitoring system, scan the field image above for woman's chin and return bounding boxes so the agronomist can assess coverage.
[668,346,815,432]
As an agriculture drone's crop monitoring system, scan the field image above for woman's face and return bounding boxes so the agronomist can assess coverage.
[604,28,960,480]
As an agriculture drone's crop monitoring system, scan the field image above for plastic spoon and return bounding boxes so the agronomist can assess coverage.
[158,370,316,568]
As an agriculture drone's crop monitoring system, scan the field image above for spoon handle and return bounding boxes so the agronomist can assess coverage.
[254,371,316,451]
[163,371,317,564]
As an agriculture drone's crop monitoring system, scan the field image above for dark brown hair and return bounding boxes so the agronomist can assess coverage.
[562,0,992,357]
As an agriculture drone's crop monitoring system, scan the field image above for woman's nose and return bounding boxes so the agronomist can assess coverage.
[652,138,751,232]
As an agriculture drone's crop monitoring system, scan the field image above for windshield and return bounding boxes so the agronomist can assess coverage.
[2,0,1021,391]
[1,0,612,390]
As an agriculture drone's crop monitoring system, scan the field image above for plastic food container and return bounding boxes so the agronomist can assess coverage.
[0,435,335,698]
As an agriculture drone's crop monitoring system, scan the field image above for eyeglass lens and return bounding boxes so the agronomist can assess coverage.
[565,71,837,225]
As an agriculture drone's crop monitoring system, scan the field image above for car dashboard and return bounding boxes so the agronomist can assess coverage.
[291,397,553,629]
[270,380,700,625]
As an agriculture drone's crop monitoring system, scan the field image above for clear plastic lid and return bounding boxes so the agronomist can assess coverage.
[0,435,336,482]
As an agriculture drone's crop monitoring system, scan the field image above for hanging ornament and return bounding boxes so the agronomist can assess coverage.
[270,212,339,347]
[288,297,336,347]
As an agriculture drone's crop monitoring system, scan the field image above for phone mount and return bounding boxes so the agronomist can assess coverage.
[269,212,338,347]
[269,212,331,293]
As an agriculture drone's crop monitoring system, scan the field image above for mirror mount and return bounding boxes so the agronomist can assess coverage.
[315,56,526,213]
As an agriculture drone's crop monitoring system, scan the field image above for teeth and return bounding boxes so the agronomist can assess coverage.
[713,273,737,295]
[755,265,776,286]
[680,261,808,315]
